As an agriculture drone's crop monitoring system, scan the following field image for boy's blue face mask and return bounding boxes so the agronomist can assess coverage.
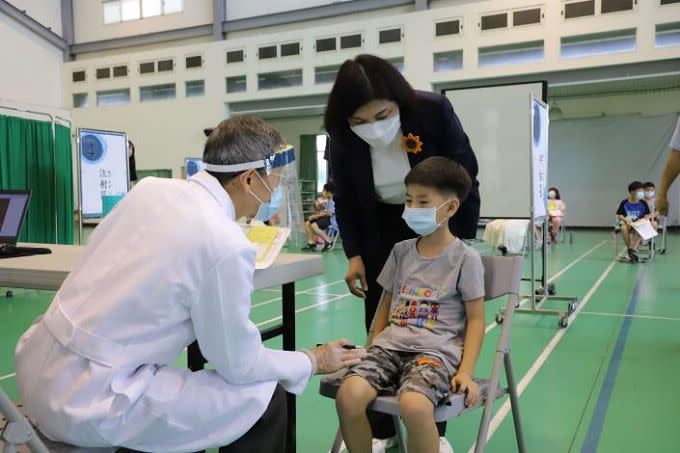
[402,199,453,236]
[250,173,282,221]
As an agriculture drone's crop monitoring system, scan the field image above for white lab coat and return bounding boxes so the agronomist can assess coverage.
[14,171,313,452]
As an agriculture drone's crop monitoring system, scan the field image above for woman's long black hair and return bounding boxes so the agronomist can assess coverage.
[324,54,415,146]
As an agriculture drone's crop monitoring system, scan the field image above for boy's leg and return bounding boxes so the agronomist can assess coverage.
[336,376,378,453]
[304,221,315,243]
[311,222,331,242]
[620,224,631,248]
[630,229,641,251]
[398,392,438,453]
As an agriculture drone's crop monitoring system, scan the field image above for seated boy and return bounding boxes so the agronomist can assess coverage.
[336,157,485,453]
[616,181,651,262]
[643,182,660,229]
[303,182,336,251]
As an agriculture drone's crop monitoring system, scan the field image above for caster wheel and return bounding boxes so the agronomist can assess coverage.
[547,283,556,296]
[5,291,13,298]
[515,300,520,308]
[535,288,545,296]
[495,313,505,324]
[559,317,569,328]
[568,302,576,314]
[660,249,666,255]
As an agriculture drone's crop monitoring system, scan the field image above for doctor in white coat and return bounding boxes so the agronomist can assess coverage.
[14,116,364,452]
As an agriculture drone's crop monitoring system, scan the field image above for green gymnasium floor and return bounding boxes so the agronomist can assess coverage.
[1,230,678,452]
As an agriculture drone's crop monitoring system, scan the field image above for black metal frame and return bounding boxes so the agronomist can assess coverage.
[187,281,297,453]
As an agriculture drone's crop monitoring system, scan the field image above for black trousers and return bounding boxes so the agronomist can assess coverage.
[219,384,288,453]
[361,203,447,439]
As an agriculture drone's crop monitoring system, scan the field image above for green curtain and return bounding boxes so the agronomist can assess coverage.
[299,135,318,184]
[55,124,74,244]
[0,115,73,244]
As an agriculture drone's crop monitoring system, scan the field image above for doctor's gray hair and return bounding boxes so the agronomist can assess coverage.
[203,116,283,184]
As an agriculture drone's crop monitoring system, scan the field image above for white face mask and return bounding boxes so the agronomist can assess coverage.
[644,191,655,199]
[635,191,644,201]
[548,191,556,199]
[350,113,401,149]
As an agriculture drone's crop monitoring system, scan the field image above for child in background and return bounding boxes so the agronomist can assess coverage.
[643,182,660,229]
[303,182,336,251]
[335,157,485,453]
[616,181,651,263]
[547,187,566,243]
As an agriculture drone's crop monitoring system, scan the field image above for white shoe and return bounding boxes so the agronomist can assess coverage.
[332,436,398,453]
[439,436,455,453]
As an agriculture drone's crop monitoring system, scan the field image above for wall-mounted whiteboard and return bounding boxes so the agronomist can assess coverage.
[185,157,205,179]
[443,82,546,218]
[78,128,129,218]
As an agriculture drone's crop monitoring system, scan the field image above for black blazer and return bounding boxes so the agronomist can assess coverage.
[329,90,480,259]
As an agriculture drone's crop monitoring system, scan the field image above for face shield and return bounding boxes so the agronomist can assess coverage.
[204,145,303,269]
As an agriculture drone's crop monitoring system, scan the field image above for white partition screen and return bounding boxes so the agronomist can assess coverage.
[78,128,129,218]
[443,82,546,218]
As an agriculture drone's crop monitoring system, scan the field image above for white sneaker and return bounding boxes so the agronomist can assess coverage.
[332,436,398,453]
[439,436,455,453]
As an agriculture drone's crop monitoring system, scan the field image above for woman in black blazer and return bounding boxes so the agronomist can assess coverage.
[325,55,479,446]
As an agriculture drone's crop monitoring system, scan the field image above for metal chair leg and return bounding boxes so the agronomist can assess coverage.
[0,390,49,453]
[329,427,343,453]
[504,352,526,453]
[393,416,408,453]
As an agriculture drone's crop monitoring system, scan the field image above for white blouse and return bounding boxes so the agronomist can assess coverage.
[370,133,411,204]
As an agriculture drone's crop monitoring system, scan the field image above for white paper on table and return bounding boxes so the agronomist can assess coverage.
[240,222,291,270]
[632,219,658,241]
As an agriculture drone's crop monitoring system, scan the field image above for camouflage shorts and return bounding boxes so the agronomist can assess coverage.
[344,346,452,406]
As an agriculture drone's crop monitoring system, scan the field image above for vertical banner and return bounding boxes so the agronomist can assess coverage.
[531,97,549,219]
[78,128,129,218]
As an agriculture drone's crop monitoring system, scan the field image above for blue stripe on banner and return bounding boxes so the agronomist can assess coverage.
[581,264,647,453]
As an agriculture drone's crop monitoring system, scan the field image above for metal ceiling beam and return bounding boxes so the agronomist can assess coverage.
[222,0,412,33]
[415,0,430,11]
[60,0,74,60]
[0,0,68,50]
[213,0,226,40]
[70,24,213,55]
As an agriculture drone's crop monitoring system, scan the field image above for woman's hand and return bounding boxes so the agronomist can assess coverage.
[345,256,368,299]
[308,339,367,374]
[657,195,669,216]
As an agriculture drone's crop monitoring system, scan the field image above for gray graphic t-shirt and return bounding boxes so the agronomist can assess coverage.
[372,238,485,373]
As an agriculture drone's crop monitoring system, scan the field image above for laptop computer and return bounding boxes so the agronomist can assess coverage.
[0,190,52,258]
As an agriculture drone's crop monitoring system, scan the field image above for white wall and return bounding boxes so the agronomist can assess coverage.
[72,0,212,44]
[0,12,64,109]
[6,0,62,36]
[226,0,357,21]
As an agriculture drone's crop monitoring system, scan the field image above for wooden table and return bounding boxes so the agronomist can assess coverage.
[0,244,324,453]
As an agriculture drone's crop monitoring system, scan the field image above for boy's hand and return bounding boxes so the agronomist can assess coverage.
[451,373,479,407]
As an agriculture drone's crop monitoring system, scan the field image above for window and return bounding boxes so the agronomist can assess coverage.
[103,0,183,24]
[316,37,336,52]
[661,0,680,4]
[513,8,541,26]
[481,13,508,31]
[258,45,277,59]
[315,65,339,84]
[72,70,86,82]
[185,80,204,97]
[157,59,174,72]
[140,83,176,102]
[388,58,405,75]
[601,0,634,14]
[379,28,402,44]
[316,134,328,193]
[340,34,362,49]
[113,65,128,77]
[561,29,636,58]
[226,75,247,93]
[436,19,461,37]
[185,55,202,69]
[96,89,130,106]
[478,41,544,67]
[140,61,155,74]
[433,50,463,72]
[564,0,595,19]
[281,42,301,57]
[655,22,680,47]
[73,93,88,108]
[258,69,303,90]
[227,50,245,63]
[96,67,111,79]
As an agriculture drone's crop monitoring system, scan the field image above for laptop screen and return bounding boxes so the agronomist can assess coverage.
[0,191,30,244]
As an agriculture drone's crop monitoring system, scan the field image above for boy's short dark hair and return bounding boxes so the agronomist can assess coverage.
[643,181,655,189]
[404,157,472,201]
[323,182,335,193]
[628,181,643,192]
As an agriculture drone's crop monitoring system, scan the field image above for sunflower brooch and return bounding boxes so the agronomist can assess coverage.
[401,133,423,154]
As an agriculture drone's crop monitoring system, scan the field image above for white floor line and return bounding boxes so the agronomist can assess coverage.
[302,291,350,298]
[256,293,350,328]
[484,240,608,334]
[0,372,16,381]
[468,251,621,453]
[252,279,346,309]
[580,311,680,322]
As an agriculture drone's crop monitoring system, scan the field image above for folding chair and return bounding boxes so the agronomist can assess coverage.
[319,255,526,453]
[612,220,655,263]
[656,216,668,255]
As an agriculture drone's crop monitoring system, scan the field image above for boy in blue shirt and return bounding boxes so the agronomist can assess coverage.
[335,157,485,453]
[616,181,651,262]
